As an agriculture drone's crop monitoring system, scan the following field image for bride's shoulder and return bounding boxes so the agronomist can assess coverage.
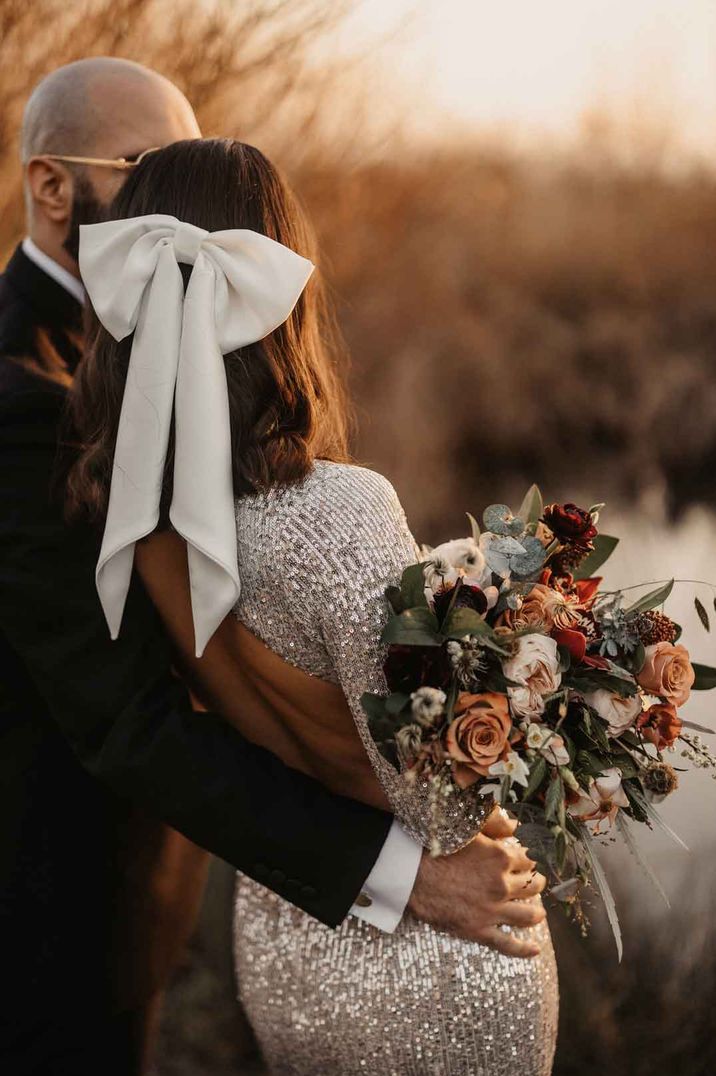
[238,460,407,537]
[305,460,402,510]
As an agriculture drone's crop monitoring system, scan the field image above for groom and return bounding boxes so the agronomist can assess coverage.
[0,59,545,1076]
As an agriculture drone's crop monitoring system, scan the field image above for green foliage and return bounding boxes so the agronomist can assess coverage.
[576,749,610,777]
[624,642,646,675]
[545,771,566,828]
[398,562,429,610]
[516,484,544,528]
[385,692,410,715]
[385,585,405,614]
[441,607,491,640]
[623,779,650,823]
[567,668,639,698]
[572,535,619,580]
[361,692,397,741]
[624,579,674,617]
[692,662,716,690]
[695,596,711,632]
[523,756,548,800]
[381,607,440,646]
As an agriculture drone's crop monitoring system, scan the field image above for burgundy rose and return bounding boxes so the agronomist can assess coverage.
[383,644,452,694]
[432,582,488,625]
[542,503,597,548]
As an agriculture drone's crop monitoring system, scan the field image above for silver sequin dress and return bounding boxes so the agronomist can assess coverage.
[232,461,558,1075]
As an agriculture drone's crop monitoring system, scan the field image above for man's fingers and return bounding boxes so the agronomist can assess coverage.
[508,871,546,900]
[505,845,536,875]
[494,898,546,929]
[481,806,518,841]
[476,926,542,960]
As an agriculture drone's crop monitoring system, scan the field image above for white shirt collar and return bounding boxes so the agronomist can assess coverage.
[22,237,85,306]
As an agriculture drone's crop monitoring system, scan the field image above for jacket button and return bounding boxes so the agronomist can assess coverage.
[270,868,286,885]
[286,877,301,891]
[300,885,318,899]
[254,862,269,879]
[354,892,372,908]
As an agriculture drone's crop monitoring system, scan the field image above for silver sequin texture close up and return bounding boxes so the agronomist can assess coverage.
[232,461,558,1074]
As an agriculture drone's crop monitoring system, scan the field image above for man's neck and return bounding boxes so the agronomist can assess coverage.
[22,237,85,306]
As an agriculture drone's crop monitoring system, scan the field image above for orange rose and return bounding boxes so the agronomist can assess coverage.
[637,643,695,707]
[444,692,512,789]
[636,701,683,751]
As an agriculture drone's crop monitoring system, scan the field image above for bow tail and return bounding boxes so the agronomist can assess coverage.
[95,248,185,638]
[170,258,241,657]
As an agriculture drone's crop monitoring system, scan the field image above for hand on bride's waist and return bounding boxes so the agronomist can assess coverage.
[407,806,547,960]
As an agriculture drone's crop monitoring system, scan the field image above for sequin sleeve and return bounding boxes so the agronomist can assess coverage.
[300,467,488,848]
[301,468,419,819]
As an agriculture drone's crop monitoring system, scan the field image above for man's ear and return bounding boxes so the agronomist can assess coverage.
[25,157,75,224]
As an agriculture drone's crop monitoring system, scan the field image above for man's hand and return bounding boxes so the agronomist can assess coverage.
[407,807,546,958]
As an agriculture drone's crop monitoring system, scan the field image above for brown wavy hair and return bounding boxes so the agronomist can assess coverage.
[65,138,350,522]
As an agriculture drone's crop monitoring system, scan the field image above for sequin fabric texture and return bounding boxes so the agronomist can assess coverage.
[232,461,558,1075]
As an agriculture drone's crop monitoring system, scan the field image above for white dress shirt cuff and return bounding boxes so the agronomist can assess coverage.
[350,818,422,932]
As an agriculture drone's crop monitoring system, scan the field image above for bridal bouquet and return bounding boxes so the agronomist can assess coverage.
[363,486,716,953]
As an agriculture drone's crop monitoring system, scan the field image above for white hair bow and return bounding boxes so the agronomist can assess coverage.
[79,214,314,656]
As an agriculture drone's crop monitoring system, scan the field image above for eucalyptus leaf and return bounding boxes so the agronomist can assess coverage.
[483,503,525,538]
[695,596,711,632]
[624,579,674,617]
[572,535,619,581]
[381,607,440,647]
[509,535,547,579]
[481,534,526,574]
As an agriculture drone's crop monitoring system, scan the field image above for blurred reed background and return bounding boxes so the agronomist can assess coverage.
[2,0,716,1072]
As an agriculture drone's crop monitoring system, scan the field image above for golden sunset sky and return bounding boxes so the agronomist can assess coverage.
[330,0,716,162]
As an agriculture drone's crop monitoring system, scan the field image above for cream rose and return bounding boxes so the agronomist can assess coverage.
[583,687,642,737]
[502,634,562,720]
[637,642,695,708]
[443,692,512,789]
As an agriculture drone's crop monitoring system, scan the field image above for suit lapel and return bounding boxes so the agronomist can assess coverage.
[0,245,84,374]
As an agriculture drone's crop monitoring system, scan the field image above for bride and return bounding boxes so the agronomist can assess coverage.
[66,138,558,1074]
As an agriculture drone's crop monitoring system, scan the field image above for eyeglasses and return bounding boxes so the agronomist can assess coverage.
[41,146,160,171]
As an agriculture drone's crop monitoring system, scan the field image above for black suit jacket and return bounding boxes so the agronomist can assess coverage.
[0,245,391,1019]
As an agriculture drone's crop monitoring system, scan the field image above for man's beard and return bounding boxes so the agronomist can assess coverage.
[62,173,109,262]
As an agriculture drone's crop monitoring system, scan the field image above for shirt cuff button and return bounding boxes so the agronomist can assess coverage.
[354,892,373,908]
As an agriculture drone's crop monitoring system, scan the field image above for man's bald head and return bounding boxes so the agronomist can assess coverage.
[21,57,201,273]
[22,57,199,163]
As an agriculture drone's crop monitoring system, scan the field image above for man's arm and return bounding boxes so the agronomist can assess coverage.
[0,386,392,926]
